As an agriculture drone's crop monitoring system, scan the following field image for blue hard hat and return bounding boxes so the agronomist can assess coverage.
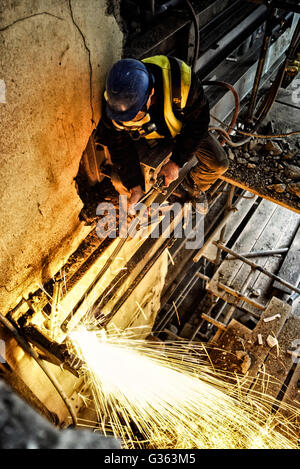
[105,59,151,122]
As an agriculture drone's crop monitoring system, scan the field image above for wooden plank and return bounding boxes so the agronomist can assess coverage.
[220,174,300,215]
[208,199,279,302]
[292,298,300,318]
[240,210,300,313]
[228,205,295,292]
[273,222,300,294]
[202,192,258,263]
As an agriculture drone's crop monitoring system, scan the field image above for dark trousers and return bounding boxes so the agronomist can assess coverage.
[189,133,229,191]
[111,132,229,195]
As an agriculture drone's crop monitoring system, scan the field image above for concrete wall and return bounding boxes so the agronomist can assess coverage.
[0,0,123,313]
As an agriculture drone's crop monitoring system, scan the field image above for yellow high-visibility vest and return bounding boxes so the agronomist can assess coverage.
[141,55,191,139]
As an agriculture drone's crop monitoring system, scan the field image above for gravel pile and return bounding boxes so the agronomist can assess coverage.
[226,134,300,211]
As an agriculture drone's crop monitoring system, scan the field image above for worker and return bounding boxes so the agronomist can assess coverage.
[95,55,229,214]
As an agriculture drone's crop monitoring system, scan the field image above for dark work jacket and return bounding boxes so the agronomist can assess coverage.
[94,63,210,190]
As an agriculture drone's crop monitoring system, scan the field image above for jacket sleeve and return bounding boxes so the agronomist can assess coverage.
[94,110,144,191]
[170,73,210,168]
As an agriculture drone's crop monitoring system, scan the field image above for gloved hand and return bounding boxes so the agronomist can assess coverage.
[128,185,143,216]
[159,161,180,187]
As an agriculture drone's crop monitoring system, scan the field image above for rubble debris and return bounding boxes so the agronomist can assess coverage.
[237,158,248,165]
[241,354,251,374]
[283,152,296,161]
[266,335,278,348]
[236,350,251,374]
[287,182,300,199]
[257,334,263,345]
[224,130,300,211]
[249,156,259,163]
[285,165,300,180]
[266,184,286,193]
[236,350,247,359]
[262,141,283,156]
[227,149,235,161]
[263,314,281,322]
[249,288,261,297]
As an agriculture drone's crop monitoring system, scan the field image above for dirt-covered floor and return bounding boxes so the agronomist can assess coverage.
[225,75,300,212]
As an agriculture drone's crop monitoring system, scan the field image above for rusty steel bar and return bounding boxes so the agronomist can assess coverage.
[218,280,266,311]
[215,184,235,267]
[226,247,288,259]
[222,269,257,325]
[201,313,227,331]
[213,241,300,296]
[195,271,265,310]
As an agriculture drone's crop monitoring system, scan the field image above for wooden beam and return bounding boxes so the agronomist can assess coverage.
[220,174,300,215]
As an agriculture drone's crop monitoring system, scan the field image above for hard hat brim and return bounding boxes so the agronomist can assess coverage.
[105,103,140,123]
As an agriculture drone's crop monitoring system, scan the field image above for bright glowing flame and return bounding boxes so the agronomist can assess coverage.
[69,327,300,449]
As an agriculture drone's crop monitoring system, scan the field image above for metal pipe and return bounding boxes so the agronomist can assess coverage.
[226,247,288,259]
[150,0,155,15]
[189,301,215,342]
[255,16,300,122]
[247,4,276,121]
[209,269,258,341]
[203,81,240,139]
[213,241,300,296]
[184,0,200,72]
[156,0,182,14]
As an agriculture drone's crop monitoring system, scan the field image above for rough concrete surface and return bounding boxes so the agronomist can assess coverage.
[0,379,121,449]
[0,0,123,313]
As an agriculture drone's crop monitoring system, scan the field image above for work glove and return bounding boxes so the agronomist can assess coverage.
[159,161,180,187]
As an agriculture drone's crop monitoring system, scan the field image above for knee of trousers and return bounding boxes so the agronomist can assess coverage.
[209,147,229,174]
[215,155,229,174]
[200,155,229,174]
